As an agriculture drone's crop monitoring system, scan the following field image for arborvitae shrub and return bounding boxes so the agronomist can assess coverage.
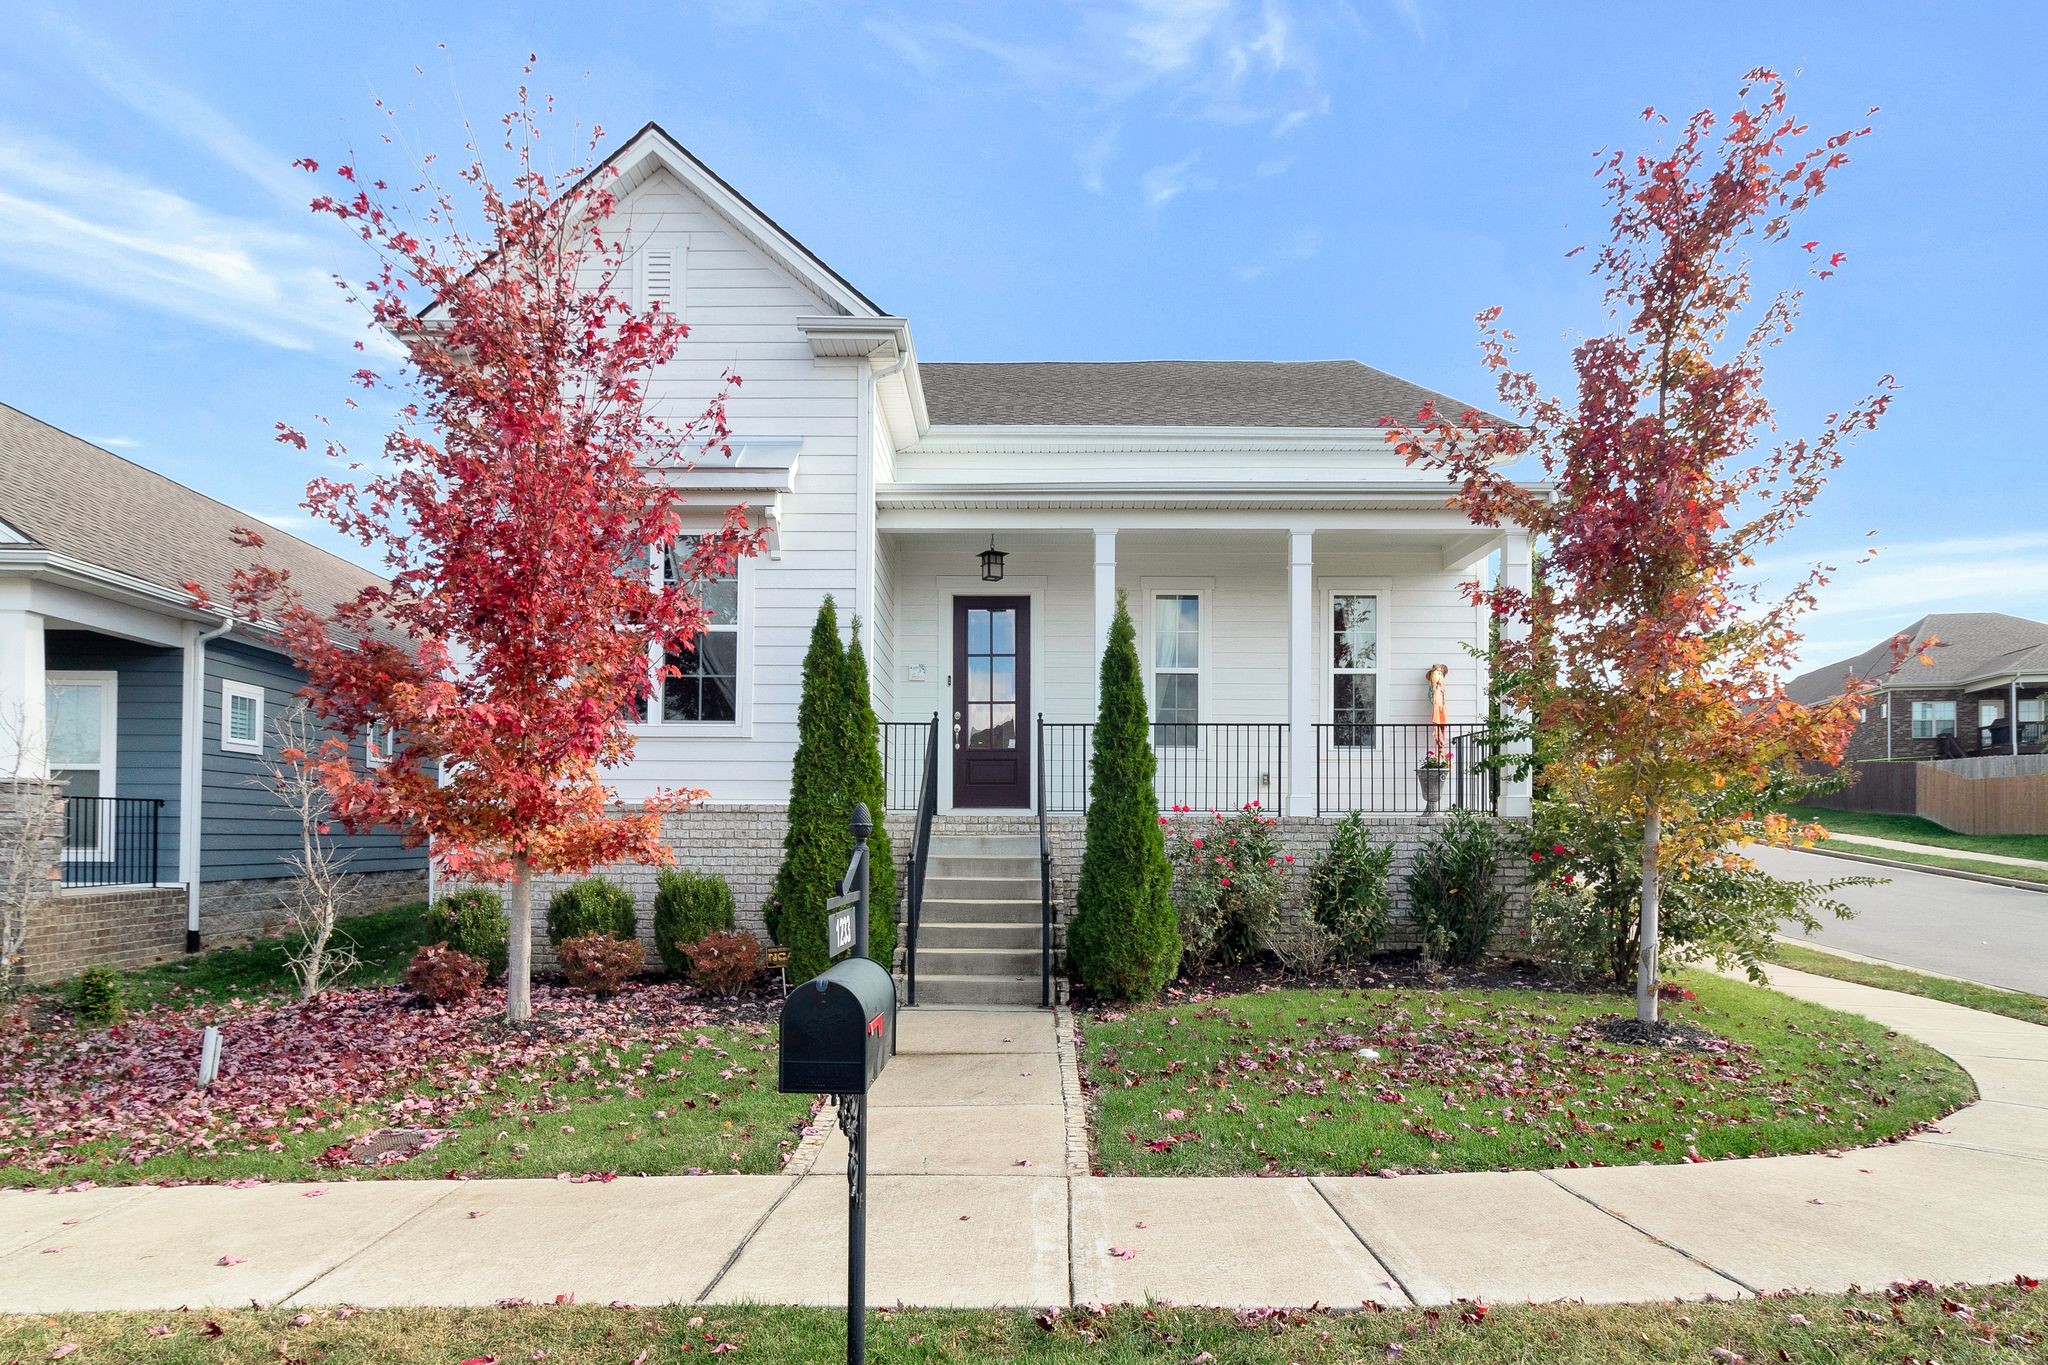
[1065,591,1181,999]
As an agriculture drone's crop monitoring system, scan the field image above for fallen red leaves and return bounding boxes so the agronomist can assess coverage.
[0,981,762,1179]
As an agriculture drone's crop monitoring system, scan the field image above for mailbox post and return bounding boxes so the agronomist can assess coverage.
[778,802,893,1365]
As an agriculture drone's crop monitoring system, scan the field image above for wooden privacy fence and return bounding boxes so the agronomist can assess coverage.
[1807,759,2048,835]
[1916,764,2048,836]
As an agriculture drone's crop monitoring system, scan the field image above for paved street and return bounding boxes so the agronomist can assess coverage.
[1750,844,2048,995]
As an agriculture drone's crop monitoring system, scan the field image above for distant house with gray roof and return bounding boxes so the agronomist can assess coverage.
[1,402,426,983]
[1784,613,2048,761]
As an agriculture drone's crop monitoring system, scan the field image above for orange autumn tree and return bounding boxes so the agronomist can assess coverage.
[229,84,758,1024]
[1390,70,1913,1026]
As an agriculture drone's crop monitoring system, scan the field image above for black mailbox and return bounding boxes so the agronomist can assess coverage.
[779,957,895,1096]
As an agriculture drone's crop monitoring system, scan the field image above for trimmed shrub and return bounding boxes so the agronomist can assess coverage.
[1066,591,1180,999]
[1405,810,1513,967]
[842,622,897,966]
[557,933,646,995]
[654,869,736,976]
[406,943,485,1006]
[1306,813,1395,963]
[686,930,767,998]
[545,876,638,947]
[1164,804,1289,976]
[74,966,124,1028]
[424,888,510,978]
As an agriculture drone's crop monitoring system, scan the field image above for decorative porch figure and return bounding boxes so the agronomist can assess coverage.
[1426,663,1451,759]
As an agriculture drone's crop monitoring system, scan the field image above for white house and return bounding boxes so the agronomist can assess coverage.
[592,124,1536,831]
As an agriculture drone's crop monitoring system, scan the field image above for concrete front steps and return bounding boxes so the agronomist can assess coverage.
[908,832,1046,1007]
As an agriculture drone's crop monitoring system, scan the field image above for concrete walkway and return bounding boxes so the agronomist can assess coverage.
[3,977,2045,1313]
[1820,828,2048,871]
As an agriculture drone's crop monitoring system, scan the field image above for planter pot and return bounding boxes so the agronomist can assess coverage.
[1416,764,1449,815]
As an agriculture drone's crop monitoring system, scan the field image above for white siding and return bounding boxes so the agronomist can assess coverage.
[605,168,865,804]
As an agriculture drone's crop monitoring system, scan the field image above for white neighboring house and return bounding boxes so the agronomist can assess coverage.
[592,123,1539,829]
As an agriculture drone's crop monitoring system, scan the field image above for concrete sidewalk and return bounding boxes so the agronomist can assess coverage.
[3,978,2044,1313]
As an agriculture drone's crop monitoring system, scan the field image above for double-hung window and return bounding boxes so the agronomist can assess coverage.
[1329,592,1380,747]
[2020,697,2046,744]
[657,536,741,724]
[365,720,392,768]
[1151,592,1201,748]
[1909,699,1956,740]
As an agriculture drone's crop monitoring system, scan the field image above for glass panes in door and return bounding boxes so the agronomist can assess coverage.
[964,606,1019,749]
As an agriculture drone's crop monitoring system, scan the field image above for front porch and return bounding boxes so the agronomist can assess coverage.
[870,520,1531,819]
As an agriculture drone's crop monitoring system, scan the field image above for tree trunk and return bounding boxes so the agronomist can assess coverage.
[506,854,533,1025]
[1637,807,1661,1026]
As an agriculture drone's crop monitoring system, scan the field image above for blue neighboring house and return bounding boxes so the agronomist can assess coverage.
[0,402,426,982]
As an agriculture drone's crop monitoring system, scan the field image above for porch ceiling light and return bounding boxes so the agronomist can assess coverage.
[978,535,1007,582]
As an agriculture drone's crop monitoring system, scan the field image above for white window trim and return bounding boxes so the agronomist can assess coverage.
[632,532,754,738]
[46,671,118,862]
[1319,578,1392,745]
[1909,699,1957,740]
[220,678,265,755]
[364,720,391,768]
[1142,578,1210,749]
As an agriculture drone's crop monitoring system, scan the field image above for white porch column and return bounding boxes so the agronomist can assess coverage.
[2012,679,2022,757]
[1092,529,1117,708]
[1285,529,1316,816]
[0,605,48,777]
[1498,531,1534,818]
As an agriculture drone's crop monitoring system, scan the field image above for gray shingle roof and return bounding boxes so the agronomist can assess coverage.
[0,402,389,632]
[1784,613,2048,704]
[917,359,1499,428]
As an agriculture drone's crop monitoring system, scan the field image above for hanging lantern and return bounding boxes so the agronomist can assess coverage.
[978,535,1007,582]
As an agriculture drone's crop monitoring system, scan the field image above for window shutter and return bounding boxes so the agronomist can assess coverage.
[644,249,676,310]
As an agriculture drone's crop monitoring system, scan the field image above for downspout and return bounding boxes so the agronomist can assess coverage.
[178,613,234,952]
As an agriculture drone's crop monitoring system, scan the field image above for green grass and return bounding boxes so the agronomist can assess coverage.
[1081,972,1973,1176]
[1788,805,2048,863]
[3,1286,2044,1362]
[69,901,437,1014]
[1802,840,2048,886]
[1768,941,2048,1028]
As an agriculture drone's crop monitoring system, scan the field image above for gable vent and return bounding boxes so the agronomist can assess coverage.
[644,249,676,310]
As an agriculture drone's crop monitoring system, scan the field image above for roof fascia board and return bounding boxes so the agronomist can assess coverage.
[619,129,881,319]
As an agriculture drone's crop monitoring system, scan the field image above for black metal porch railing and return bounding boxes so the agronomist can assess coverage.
[1312,723,1497,816]
[882,721,935,812]
[1039,720,1288,815]
[60,796,165,889]
[900,713,939,1006]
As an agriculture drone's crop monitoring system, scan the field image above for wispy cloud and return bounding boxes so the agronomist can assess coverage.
[0,126,369,352]
[1141,151,1210,205]
[242,508,311,531]
[866,1,1339,196]
[94,436,141,450]
[1762,531,2048,670]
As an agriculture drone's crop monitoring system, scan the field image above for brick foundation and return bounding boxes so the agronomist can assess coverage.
[21,885,187,984]
[199,869,429,946]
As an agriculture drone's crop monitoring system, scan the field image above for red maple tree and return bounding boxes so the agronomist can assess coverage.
[1391,70,1915,1025]
[227,84,759,1023]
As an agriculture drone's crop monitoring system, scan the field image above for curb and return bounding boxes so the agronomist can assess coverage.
[1790,841,2048,894]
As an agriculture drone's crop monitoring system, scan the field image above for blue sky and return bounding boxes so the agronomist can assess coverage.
[1,1,2041,672]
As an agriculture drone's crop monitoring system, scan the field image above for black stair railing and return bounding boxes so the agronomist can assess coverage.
[902,713,939,1006]
[1038,712,1054,1009]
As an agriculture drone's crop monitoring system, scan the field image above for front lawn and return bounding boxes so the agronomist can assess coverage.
[1786,804,2048,864]
[1,978,810,1188]
[4,1282,2044,1363]
[1768,941,2048,1028]
[1080,972,1973,1176]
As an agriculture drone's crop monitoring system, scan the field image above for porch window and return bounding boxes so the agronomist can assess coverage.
[2022,698,2046,744]
[1330,592,1379,747]
[46,672,117,857]
[1980,700,2004,750]
[221,679,265,754]
[1152,593,1200,748]
[657,537,741,724]
[1909,700,1956,740]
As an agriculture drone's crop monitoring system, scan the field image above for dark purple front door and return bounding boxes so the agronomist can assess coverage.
[952,596,1031,808]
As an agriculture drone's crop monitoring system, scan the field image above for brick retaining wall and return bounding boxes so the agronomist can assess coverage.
[21,886,186,984]
[200,869,429,945]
